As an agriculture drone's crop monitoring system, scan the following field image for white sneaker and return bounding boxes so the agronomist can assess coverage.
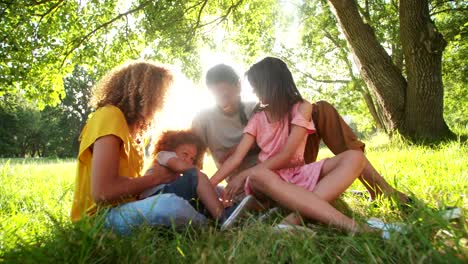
[258,207,281,222]
[441,207,462,220]
[221,195,262,231]
[366,218,407,239]
[272,224,316,235]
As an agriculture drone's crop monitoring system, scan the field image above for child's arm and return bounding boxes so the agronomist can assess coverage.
[259,101,313,171]
[210,133,256,186]
[155,151,195,173]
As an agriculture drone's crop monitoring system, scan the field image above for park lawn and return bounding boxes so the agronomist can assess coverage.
[0,135,466,263]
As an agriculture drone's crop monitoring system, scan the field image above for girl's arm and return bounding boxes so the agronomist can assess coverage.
[259,101,313,171]
[90,135,177,204]
[210,133,256,186]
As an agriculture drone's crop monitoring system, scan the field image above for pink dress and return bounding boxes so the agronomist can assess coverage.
[243,102,325,194]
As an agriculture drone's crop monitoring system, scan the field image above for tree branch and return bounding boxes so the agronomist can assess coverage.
[61,0,153,67]
[61,0,244,67]
[278,50,351,84]
[185,0,206,13]
[29,0,56,6]
[298,69,351,84]
[429,0,459,12]
[183,0,243,49]
[321,29,358,85]
[36,0,64,23]
[192,0,209,30]
[430,7,468,15]
[199,0,244,28]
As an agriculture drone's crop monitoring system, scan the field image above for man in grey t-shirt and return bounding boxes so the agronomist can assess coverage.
[192,65,259,185]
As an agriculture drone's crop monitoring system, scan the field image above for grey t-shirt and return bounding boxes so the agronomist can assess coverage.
[191,102,259,180]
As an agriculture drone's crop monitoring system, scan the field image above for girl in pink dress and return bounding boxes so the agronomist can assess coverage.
[210,57,370,233]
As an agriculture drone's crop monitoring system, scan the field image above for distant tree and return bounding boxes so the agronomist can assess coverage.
[42,65,94,157]
[0,65,94,158]
[0,95,40,157]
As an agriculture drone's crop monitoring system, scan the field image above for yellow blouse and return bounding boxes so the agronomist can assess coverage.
[70,105,144,221]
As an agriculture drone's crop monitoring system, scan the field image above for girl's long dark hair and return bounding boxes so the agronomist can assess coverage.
[246,57,302,120]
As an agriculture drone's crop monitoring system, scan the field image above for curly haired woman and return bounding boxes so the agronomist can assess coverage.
[70,61,207,234]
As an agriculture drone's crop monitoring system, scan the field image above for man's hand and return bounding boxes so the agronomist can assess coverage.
[145,163,178,185]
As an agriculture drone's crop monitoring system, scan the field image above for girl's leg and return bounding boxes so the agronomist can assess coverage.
[249,168,361,233]
[314,150,366,202]
[196,170,224,220]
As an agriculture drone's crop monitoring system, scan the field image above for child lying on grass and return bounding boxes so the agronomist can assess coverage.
[140,130,224,221]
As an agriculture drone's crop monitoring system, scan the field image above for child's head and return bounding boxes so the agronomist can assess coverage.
[91,61,173,134]
[245,57,302,119]
[205,64,241,115]
[153,130,206,168]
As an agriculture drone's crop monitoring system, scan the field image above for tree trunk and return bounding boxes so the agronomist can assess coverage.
[327,0,407,133]
[361,90,385,131]
[399,0,454,140]
[327,0,454,142]
[323,26,386,132]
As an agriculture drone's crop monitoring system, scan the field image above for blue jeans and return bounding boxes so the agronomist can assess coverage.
[141,168,200,210]
[105,193,207,235]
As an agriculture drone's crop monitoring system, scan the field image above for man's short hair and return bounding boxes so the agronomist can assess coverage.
[205,64,240,86]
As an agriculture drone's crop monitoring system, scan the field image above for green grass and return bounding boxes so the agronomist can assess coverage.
[0,135,467,263]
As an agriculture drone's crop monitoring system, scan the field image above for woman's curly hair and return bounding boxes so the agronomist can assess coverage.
[90,61,173,134]
[152,130,206,169]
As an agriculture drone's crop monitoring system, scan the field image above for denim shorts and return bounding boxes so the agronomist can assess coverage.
[140,168,201,209]
[105,169,242,234]
[105,193,207,235]
[105,169,207,234]
[158,168,200,205]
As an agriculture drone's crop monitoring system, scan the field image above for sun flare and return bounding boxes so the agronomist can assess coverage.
[147,51,258,176]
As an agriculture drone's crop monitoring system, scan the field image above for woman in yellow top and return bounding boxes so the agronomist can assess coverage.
[71,61,206,234]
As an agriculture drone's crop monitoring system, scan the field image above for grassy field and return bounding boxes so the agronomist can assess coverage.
[0,135,467,263]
